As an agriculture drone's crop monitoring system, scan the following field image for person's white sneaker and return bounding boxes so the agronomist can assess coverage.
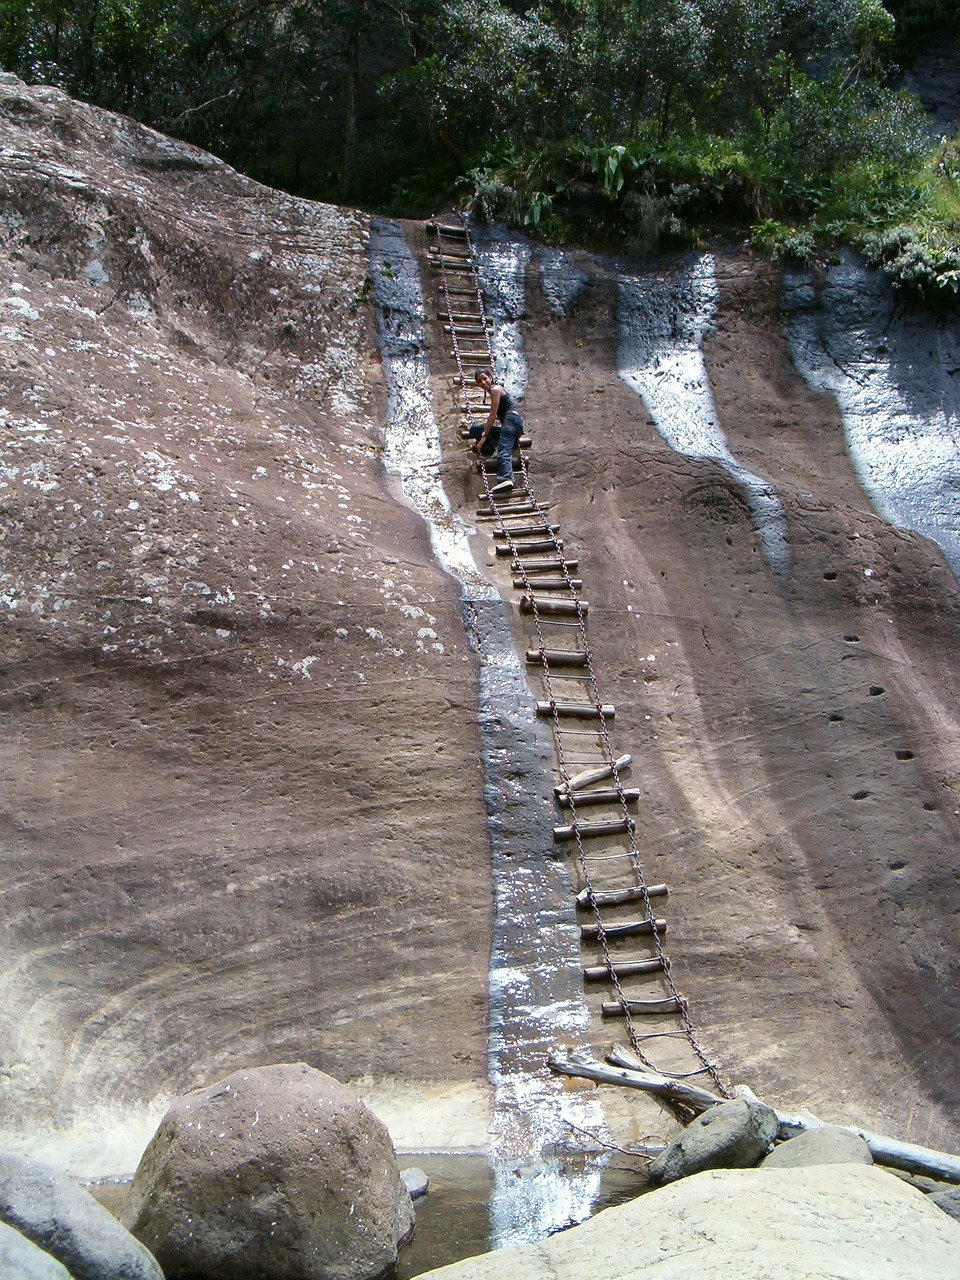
[490,479,514,494]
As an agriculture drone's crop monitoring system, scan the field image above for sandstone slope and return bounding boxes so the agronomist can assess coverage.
[0,77,491,1171]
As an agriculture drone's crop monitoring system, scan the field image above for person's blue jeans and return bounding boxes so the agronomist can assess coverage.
[470,411,523,483]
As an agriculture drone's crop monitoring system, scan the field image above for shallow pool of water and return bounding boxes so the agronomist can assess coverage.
[87,1151,650,1278]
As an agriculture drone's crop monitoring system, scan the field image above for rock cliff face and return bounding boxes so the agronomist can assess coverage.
[445,235,960,1157]
[431,234,960,1152]
[2,73,960,1180]
[0,75,491,1170]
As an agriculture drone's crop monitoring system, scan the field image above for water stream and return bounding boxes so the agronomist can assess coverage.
[617,254,792,580]
[783,254,960,583]
[369,218,607,1248]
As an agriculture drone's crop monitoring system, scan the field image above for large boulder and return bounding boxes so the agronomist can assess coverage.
[122,1062,414,1280]
[0,1152,163,1280]
[761,1125,873,1170]
[415,1164,960,1280]
[0,1220,73,1279]
[648,1097,779,1184]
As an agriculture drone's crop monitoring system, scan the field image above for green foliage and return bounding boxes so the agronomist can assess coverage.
[861,223,960,297]
[0,0,956,303]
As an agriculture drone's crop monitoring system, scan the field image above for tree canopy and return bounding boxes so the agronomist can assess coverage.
[0,0,957,295]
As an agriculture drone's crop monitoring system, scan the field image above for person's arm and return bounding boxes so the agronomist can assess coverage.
[476,387,501,449]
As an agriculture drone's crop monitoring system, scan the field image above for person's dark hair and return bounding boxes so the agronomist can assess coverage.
[474,368,492,383]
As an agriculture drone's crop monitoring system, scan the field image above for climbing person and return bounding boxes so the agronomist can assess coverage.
[468,368,524,495]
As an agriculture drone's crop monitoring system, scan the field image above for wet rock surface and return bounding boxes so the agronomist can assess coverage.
[401,1167,429,1199]
[0,1152,162,1280]
[122,1062,414,1280]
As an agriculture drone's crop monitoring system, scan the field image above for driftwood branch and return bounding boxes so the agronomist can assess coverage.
[550,1050,722,1114]
[550,1050,960,1185]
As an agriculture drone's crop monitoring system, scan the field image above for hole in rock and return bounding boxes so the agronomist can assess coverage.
[823,571,838,581]
[852,789,871,800]
[888,858,907,871]
[843,635,860,643]
[829,713,844,722]
[895,749,914,761]
[868,685,885,697]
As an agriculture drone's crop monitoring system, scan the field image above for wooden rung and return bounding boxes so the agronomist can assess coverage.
[446,325,486,335]
[477,504,552,521]
[540,700,612,717]
[576,884,667,908]
[425,221,468,237]
[513,560,578,573]
[483,489,531,503]
[513,577,581,590]
[554,816,633,842]
[493,524,560,539]
[580,918,667,941]
[476,502,548,517]
[555,755,632,796]
[522,597,586,617]
[475,437,532,457]
[526,648,587,665]
[482,507,550,521]
[456,353,492,363]
[497,539,562,556]
[429,244,470,258]
[583,957,665,981]
[558,787,640,809]
[444,286,478,296]
[475,498,541,512]
[601,997,683,1018]
[442,310,483,321]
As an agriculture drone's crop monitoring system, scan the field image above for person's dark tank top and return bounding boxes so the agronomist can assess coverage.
[495,388,514,421]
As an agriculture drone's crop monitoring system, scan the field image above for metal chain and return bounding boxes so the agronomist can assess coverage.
[431,214,728,1096]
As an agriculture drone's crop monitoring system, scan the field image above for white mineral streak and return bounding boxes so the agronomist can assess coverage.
[783,254,960,582]
[538,248,588,318]
[369,219,494,599]
[618,254,791,580]
[470,223,608,1247]
[472,227,531,401]
[371,219,606,1247]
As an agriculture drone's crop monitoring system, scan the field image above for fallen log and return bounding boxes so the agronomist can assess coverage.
[551,1049,960,1185]
[549,1051,721,1113]
[733,1086,960,1186]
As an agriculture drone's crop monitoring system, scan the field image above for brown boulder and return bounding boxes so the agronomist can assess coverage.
[648,1098,780,1184]
[760,1125,873,1170]
[122,1063,414,1280]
